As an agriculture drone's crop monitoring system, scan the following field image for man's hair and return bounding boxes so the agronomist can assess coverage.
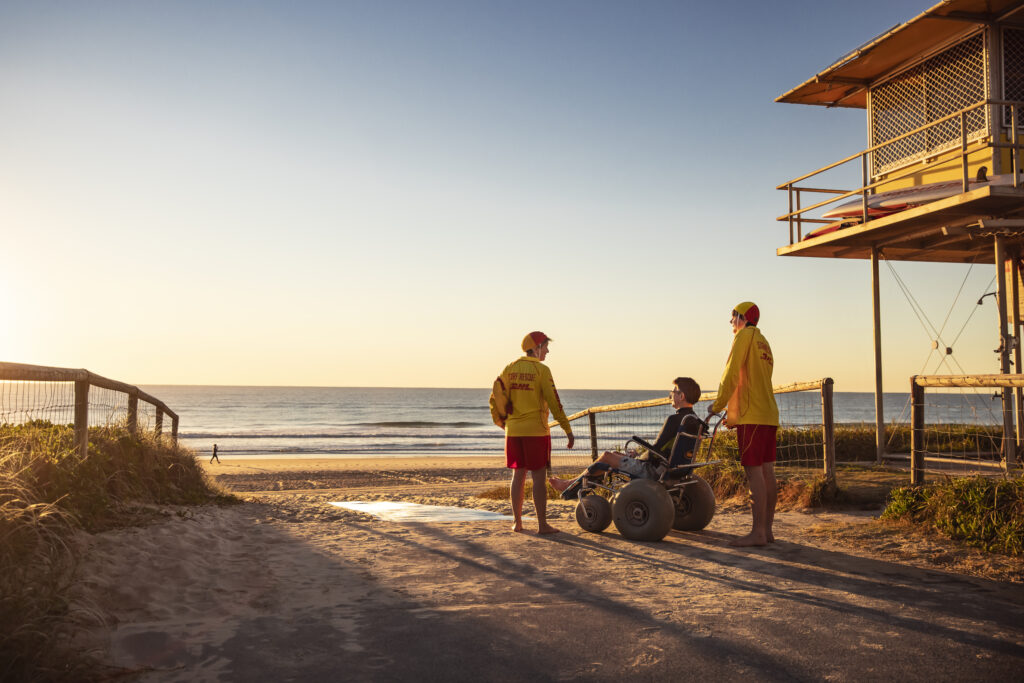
[673,377,701,404]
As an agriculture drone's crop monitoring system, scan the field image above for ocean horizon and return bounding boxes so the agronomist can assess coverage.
[139,385,1008,459]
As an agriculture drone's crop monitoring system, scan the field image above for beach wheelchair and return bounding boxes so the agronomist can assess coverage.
[564,413,723,542]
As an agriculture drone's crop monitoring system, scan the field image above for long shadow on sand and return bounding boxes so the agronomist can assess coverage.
[345,517,1024,674]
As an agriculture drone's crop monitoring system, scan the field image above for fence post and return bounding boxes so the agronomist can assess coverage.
[74,380,89,460]
[155,409,163,439]
[821,378,836,482]
[911,377,924,485]
[171,415,179,446]
[588,412,598,462]
[127,392,138,436]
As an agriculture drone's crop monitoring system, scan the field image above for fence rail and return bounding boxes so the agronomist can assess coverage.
[910,373,1024,484]
[0,361,178,458]
[551,378,835,480]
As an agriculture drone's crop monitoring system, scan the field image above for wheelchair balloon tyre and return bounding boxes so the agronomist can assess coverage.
[671,474,716,531]
[575,494,612,533]
[612,479,675,541]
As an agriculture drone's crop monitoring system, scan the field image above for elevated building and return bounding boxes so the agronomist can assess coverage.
[777,0,1024,466]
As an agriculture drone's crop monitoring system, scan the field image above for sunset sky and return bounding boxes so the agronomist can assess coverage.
[0,0,1005,392]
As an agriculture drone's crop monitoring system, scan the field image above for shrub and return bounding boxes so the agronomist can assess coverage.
[882,476,1024,556]
[0,421,230,681]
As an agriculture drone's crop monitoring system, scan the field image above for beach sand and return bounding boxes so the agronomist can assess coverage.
[71,457,1024,681]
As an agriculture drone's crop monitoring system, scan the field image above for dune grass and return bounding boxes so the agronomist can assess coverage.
[0,420,231,682]
[882,476,1024,556]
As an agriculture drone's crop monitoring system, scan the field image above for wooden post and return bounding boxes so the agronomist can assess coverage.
[155,409,163,439]
[74,380,89,460]
[588,412,598,462]
[127,393,138,436]
[171,415,179,446]
[821,377,836,482]
[872,246,886,463]
[995,236,1016,469]
[911,377,924,485]
[1012,254,1023,453]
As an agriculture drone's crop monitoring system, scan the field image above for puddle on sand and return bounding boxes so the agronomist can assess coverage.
[330,501,515,522]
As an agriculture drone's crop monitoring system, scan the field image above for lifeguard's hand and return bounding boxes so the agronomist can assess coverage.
[566,433,575,450]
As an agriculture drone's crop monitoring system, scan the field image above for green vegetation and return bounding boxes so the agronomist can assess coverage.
[702,423,1005,463]
[882,476,1024,556]
[0,420,230,682]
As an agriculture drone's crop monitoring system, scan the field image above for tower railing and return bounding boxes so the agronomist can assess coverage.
[777,98,1024,244]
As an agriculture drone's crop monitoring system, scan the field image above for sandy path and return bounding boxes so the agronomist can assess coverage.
[72,465,1024,681]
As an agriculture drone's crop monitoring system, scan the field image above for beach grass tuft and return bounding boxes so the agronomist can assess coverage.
[882,476,1024,556]
[0,420,232,681]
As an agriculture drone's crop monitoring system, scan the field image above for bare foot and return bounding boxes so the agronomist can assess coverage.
[729,533,768,547]
[512,522,525,533]
[538,524,560,535]
[548,477,569,493]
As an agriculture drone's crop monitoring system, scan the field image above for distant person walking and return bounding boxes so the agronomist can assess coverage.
[210,444,220,464]
[709,302,780,547]
[489,331,574,534]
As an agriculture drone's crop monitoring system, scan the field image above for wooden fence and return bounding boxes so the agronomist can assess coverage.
[0,361,178,458]
[910,373,1024,484]
[551,378,836,480]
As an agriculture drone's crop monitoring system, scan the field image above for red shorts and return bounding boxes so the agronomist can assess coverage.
[505,435,551,470]
[736,424,778,467]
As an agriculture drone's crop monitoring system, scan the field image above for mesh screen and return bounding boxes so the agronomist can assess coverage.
[1003,28,1024,126]
[870,33,988,175]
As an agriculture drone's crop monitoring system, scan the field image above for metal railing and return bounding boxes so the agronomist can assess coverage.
[777,99,1024,244]
[550,378,836,480]
[0,361,178,458]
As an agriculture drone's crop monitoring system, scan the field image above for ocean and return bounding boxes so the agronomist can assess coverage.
[140,386,1008,459]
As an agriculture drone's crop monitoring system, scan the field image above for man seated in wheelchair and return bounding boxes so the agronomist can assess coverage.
[549,376,703,499]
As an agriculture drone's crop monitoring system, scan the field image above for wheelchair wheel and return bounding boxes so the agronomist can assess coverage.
[575,494,612,533]
[671,474,716,531]
[612,479,675,541]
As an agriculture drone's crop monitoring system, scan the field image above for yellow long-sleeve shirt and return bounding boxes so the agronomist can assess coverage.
[489,356,573,438]
[711,326,779,427]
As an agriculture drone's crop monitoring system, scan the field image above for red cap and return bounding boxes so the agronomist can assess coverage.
[521,331,551,352]
[734,302,759,326]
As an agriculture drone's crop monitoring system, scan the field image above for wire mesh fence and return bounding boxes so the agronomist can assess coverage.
[0,362,178,457]
[0,380,76,426]
[550,379,835,481]
[910,374,1024,483]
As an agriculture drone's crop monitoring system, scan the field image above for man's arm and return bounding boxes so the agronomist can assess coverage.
[711,329,753,414]
[649,413,683,457]
[539,365,574,448]
[488,375,510,428]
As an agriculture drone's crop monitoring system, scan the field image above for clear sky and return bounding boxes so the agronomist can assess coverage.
[0,0,1008,391]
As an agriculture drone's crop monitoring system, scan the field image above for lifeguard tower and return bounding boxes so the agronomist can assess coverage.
[777,0,1024,477]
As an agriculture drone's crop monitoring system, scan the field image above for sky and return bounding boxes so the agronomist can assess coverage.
[0,0,1009,392]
